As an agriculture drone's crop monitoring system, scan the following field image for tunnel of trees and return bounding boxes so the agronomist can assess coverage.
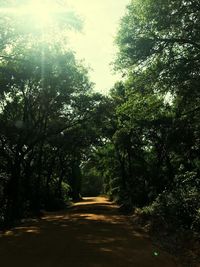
[0,0,200,235]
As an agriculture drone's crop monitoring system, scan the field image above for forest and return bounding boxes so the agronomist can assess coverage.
[0,0,199,249]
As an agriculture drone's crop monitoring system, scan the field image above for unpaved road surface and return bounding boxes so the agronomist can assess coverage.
[0,197,179,267]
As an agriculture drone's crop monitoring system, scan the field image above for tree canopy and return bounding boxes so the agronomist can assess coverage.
[0,0,200,238]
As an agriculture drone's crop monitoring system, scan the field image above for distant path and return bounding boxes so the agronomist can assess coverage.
[0,197,179,267]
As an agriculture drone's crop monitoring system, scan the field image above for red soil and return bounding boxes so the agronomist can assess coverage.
[0,197,180,267]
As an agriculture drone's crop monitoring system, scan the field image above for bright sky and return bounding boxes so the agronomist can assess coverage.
[1,0,130,94]
[66,0,130,94]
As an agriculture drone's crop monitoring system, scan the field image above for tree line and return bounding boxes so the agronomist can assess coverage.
[0,0,109,226]
[86,0,200,232]
[0,0,200,233]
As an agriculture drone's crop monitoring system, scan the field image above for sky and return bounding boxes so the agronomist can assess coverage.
[65,0,130,94]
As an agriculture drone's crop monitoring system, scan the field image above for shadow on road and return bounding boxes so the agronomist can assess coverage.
[0,197,179,267]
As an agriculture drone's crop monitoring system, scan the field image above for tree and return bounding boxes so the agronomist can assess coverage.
[0,0,108,225]
[94,0,200,227]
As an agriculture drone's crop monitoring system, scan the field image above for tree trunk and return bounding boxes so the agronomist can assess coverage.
[5,156,21,225]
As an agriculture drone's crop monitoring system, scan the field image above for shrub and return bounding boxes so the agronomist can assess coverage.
[141,172,200,230]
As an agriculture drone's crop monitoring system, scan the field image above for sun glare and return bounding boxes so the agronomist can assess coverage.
[0,0,130,93]
[0,0,63,28]
[20,0,58,28]
[25,1,53,26]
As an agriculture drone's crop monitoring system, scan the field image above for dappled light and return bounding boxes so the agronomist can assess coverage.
[1,226,40,237]
[0,0,200,266]
[0,197,178,267]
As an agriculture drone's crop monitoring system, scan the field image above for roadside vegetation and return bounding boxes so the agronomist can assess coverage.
[0,1,199,265]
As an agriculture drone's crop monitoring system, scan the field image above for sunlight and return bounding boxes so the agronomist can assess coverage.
[0,0,62,29]
[0,0,130,93]
[24,0,53,27]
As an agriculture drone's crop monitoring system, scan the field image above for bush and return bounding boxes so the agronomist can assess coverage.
[44,182,71,211]
[141,172,200,230]
[192,209,200,232]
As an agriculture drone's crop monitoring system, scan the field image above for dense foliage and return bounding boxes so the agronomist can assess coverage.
[0,0,108,226]
[0,0,199,234]
[90,0,200,231]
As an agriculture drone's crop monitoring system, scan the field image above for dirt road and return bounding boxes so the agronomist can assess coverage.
[0,197,179,267]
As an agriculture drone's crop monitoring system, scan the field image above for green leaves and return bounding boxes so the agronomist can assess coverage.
[116,0,200,97]
[0,2,106,222]
[98,0,200,225]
